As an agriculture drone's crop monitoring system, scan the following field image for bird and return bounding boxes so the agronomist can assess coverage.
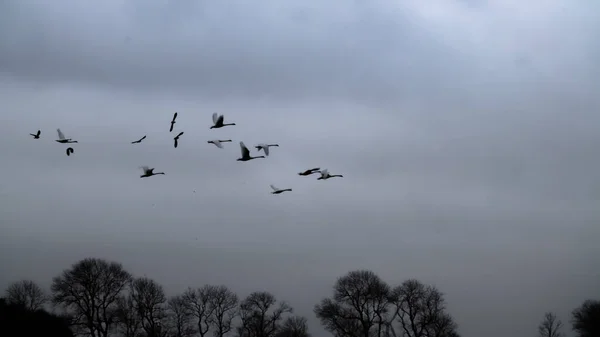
[170,112,178,132]
[317,169,343,180]
[66,147,74,156]
[30,130,41,139]
[270,184,292,194]
[208,139,232,149]
[140,166,165,178]
[173,132,184,148]
[131,135,146,144]
[55,129,78,143]
[298,168,321,176]
[210,113,236,129]
[255,143,279,156]
[237,141,265,161]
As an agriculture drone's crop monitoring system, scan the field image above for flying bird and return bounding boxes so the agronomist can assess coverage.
[30,130,41,139]
[270,184,292,194]
[173,131,184,148]
[298,168,320,176]
[170,112,178,132]
[55,129,78,143]
[66,147,74,156]
[210,113,236,129]
[317,169,343,180]
[237,141,265,161]
[139,166,165,178]
[131,135,146,144]
[208,139,232,149]
[255,143,279,156]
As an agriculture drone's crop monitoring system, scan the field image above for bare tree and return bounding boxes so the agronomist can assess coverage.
[314,270,391,337]
[184,285,217,337]
[238,291,292,337]
[571,299,600,337]
[51,258,132,337]
[388,279,458,337]
[168,294,196,337]
[208,285,239,337]
[115,294,142,337]
[131,277,169,337]
[4,279,48,311]
[538,312,563,337]
[275,316,311,337]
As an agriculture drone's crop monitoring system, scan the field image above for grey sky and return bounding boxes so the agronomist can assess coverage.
[1,0,599,336]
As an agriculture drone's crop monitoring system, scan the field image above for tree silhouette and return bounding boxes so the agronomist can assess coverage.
[51,257,132,337]
[115,293,142,337]
[571,299,600,337]
[238,291,292,337]
[168,294,196,337]
[184,285,218,337]
[538,312,563,337]
[275,315,311,337]
[208,285,239,337]
[388,279,458,337]
[315,270,391,337]
[131,277,169,337]
[4,279,48,311]
[0,297,73,337]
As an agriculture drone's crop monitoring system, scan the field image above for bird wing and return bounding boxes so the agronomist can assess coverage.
[213,140,223,148]
[172,112,178,122]
[270,184,279,191]
[217,114,224,125]
[140,135,146,141]
[140,166,150,173]
[212,112,218,124]
[321,169,328,176]
[239,141,250,157]
[37,130,41,136]
[57,128,65,140]
[263,146,270,156]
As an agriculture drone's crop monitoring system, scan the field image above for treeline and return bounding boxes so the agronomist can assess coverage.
[1,257,599,337]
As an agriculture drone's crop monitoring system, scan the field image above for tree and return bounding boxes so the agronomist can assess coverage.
[168,294,196,337]
[571,300,600,337]
[184,285,217,337]
[131,277,169,337]
[115,293,142,337]
[0,297,74,337]
[275,316,311,337]
[51,257,132,337]
[208,285,239,337]
[314,270,391,337]
[388,279,458,337]
[238,291,292,337]
[4,279,48,311]
[538,312,563,337]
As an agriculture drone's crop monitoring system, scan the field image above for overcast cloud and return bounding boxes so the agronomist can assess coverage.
[1,1,599,337]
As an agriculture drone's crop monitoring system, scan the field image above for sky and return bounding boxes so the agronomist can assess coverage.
[0,0,599,336]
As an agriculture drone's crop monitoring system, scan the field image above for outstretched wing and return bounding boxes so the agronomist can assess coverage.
[212,140,223,148]
[270,184,279,191]
[140,166,150,173]
[172,112,178,122]
[212,112,218,124]
[263,146,270,156]
[217,114,224,125]
[320,169,329,176]
[239,141,250,157]
[57,128,65,140]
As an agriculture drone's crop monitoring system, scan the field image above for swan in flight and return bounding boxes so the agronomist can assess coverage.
[237,141,265,161]
[210,113,236,129]
[173,132,184,148]
[140,166,165,178]
[30,130,41,139]
[255,143,279,156]
[66,147,74,156]
[131,135,146,144]
[270,184,292,194]
[208,139,232,149]
[55,129,78,143]
[298,168,320,176]
[170,112,178,132]
[317,169,343,180]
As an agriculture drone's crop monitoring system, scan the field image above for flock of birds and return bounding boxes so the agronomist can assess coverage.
[29,112,344,195]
